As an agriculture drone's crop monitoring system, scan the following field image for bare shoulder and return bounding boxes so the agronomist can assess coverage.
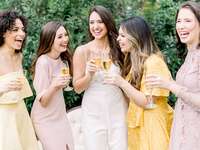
[74,42,92,55]
[74,41,94,59]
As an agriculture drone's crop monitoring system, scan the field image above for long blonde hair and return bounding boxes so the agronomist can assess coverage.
[121,16,162,89]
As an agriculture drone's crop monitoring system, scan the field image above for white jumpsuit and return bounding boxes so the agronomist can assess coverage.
[81,64,128,150]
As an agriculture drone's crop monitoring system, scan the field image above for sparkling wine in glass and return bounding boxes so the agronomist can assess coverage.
[61,60,73,91]
[144,66,157,109]
[90,50,102,70]
[101,51,112,72]
[102,59,112,71]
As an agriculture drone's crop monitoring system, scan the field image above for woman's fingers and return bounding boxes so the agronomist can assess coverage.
[8,79,23,91]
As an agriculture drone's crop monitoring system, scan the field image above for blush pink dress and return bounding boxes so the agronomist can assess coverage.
[31,54,74,150]
[169,50,200,150]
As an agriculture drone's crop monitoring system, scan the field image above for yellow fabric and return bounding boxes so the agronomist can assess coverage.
[127,55,173,150]
[0,72,32,104]
[0,72,39,150]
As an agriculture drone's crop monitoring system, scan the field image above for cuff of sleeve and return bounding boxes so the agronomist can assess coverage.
[35,89,47,102]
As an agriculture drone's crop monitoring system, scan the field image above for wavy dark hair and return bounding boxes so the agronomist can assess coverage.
[175,1,200,57]
[31,21,72,77]
[0,10,27,52]
[88,5,124,68]
[120,16,162,89]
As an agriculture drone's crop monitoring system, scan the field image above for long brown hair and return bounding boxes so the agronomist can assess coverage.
[31,21,72,77]
[120,16,162,89]
[88,5,124,68]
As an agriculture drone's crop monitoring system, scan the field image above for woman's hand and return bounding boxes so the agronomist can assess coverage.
[145,74,173,90]
[0,77,23,94]
[103,73,125,87]
[85,60,98,77]
[51,75,71,90]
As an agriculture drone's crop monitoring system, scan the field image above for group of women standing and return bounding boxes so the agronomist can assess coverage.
[0,1,200,150]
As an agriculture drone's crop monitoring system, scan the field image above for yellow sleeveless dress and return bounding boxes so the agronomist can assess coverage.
[127,55,173,150]
[0,72,39,150]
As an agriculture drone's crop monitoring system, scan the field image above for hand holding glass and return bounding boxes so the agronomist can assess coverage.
[101,51,112,72]
[90,51,102,70]
[61,60,73,91]
[144,68,157,109]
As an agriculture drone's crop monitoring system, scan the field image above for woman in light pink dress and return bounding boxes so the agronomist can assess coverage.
[146,1,200,150]
[31,21,74,150]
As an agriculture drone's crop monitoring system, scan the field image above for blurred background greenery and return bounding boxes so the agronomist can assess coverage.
[0,0,191,112]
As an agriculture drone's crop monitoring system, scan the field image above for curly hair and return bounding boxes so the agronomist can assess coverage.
[0,10,27,50]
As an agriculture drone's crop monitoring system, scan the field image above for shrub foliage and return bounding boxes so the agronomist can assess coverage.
[0,0,185,111]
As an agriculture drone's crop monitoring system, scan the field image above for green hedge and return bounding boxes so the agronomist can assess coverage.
[0,0,184,111]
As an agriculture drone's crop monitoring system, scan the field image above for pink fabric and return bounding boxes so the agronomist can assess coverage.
[31,54,74,150]
[169,50,200,150]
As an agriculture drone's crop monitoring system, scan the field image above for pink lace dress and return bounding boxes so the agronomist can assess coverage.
[169,50,200,150]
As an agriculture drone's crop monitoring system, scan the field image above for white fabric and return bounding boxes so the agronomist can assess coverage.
[81,64,128,150]
[67,107,84,150]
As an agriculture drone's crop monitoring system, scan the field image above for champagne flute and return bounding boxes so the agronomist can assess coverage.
[101,51,112,72]
[61,60,73,91]
[144,66,157,109]
[90,50,102,71]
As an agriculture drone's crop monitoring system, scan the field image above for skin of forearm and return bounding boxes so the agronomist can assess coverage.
[73,73,92,94]
[120,80,147,107]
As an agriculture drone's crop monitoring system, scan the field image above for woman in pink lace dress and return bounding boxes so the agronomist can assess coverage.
[31,21,74,150]
[146,1,200,150]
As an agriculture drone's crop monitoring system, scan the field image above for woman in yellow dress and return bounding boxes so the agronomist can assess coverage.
[104,16,173,150]
[0,10,39,150]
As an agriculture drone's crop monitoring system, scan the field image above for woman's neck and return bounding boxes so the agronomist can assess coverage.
[0,45,16,56]
[187,41,199,51]
[93,36,110,50]
[47,50,60,60]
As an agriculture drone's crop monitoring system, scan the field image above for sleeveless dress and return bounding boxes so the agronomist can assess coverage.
[169,50,200,150]
[82,63,128,150]
[127,55,173,150]
[0,72,39,150]
[31,54,74,150]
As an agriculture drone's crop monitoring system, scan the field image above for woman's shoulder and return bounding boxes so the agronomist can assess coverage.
[74,41,93,56]
[146,54,164,64]
[36,54,49,66]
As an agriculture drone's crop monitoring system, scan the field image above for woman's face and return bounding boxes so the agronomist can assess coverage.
[117,27,132,53]
[176,8,200,46]
[51,26,69,54]
[89,11,108,40]
[3,18,26,50]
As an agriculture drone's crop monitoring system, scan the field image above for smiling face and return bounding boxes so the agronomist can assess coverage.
[117,27,133,53]
[176,8,200,47]
[51,26,69,54]
[3,18,26,51]
[89,11,108,40]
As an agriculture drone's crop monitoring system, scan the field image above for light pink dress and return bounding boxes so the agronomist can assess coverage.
[169,50,200,150]
[31,54,74,150]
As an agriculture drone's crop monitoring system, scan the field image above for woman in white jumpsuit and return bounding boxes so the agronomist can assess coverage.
[73,5,128,150]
